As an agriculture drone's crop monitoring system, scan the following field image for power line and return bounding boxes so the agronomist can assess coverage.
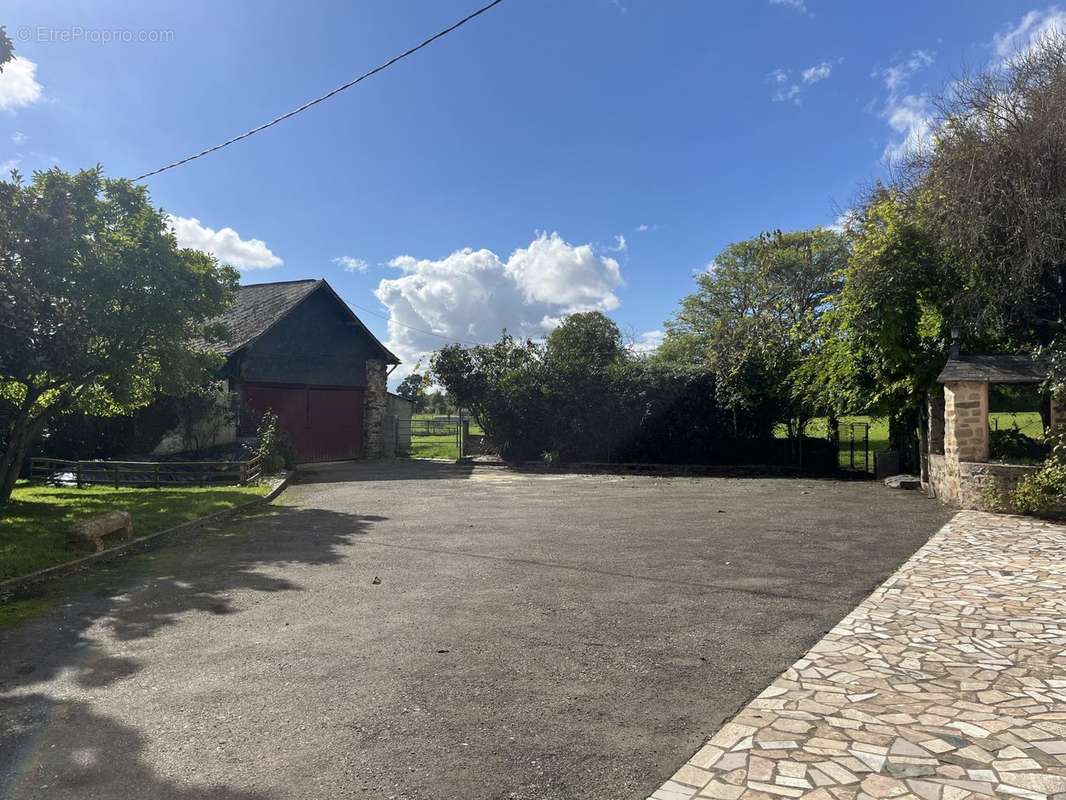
[133,0,508,181]
[349,301,481,347]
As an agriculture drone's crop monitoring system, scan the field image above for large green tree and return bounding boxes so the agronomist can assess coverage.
[795,190,952,469]
[0,167,238,501]
[913,33,1066,348]
[660,228,847,438]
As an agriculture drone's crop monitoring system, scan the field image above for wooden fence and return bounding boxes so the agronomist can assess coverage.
[30,455,263,488]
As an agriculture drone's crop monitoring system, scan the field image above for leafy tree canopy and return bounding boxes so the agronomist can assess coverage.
[660,227,847,435]
[795,189,951,420]
[0,167,239,500]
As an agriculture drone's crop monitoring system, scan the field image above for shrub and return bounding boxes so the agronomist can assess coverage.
[250,410,296,473]
[432,313,820,467]
[989,427,1048,464]
[1008,429,1066,514]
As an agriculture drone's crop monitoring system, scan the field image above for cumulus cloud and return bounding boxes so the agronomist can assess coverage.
[333,255,368,273]
[993,6,1066,62]
[769,60,838,103]
[630,329,665,355]
[168,214,283,270]
[374,232,624,375]
[0,57,43,111]
[874,51,935,164]
[10,131,27,145]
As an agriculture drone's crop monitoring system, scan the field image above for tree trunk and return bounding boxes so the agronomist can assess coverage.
[889,407,921,475]
[0,408,48,503]
[0,415,32,502]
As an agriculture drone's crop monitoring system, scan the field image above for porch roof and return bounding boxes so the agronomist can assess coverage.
[937,353,1050,384]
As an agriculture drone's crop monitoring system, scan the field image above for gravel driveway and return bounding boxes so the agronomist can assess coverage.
[0,461,953,800]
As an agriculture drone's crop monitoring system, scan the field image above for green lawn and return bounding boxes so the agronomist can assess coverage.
[404,414,484,460]
[0,481,272,582]
[791,411,1045,471]
[407,433,460,460]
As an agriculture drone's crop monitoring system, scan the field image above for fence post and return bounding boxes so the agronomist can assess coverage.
[155,464,161,490]
[76,462,83,489]
[864,424,870,473]
[114,464,120,489]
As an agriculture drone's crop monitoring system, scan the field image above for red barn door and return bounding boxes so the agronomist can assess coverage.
[242,384,364,462]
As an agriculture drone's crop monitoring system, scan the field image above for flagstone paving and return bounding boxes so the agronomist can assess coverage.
[649,510,1066,800]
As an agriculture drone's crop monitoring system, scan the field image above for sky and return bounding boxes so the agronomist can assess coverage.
[2,0,1064,382]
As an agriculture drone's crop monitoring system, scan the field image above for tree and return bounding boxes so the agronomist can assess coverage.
[432,333,547,461]
[0,26,14,72]
[660,228,847,439]
[911,33,1066,348]
[795,189,951,471]
[396,373,426,408]
[0,167,239,501]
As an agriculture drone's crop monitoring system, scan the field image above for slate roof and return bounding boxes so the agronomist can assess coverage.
[211,279,320,354]
[208,278,399,363]
[937,353,1049,384]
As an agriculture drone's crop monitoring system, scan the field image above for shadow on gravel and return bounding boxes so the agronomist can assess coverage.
[0,505,383,694]
[296,459,476,484]
[0,694,269,800]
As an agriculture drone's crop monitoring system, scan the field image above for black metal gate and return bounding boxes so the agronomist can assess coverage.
[840,421,871,473]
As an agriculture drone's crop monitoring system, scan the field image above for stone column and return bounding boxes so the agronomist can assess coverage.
[363,360,387,458]
[943,380,989,463]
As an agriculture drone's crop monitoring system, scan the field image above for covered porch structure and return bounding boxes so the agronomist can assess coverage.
[925,353,1062,509]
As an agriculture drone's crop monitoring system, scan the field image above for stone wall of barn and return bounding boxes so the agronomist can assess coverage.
[363,360,387,458]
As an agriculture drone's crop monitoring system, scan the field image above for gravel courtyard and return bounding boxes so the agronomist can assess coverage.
[0,461,953,800]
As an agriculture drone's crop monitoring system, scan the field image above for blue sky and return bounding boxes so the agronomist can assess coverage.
[2,0,1061,376]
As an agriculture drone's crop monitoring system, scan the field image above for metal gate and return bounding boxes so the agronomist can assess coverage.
[840,421,871,473]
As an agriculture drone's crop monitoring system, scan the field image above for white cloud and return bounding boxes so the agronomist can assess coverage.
[0,57,44,112]
[167,214,283,270]
[374,232,624,375]
[630,329,664,355]
[993,6,1066,62]
[333,255,368,273]
[634,223,657,233]
[874,51,935,164]
[828,208,858,234]
[801,61,833,85]
[0,156,20,176]
[877,50,934,95]
[769,0,808,14]
[10,131,27,145]
[769,60,838,103]
[609,234,627,252]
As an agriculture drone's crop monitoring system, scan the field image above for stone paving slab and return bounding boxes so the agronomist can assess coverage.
[649,511,1066,800]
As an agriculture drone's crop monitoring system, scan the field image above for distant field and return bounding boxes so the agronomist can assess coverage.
[403,414,482,461]
[787,412,1045,471]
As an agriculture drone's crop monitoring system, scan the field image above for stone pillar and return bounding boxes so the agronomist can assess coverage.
[363,360,387,458]
[943,380,989,463]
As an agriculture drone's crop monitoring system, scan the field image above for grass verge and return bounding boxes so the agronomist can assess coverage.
[0,481,272,582]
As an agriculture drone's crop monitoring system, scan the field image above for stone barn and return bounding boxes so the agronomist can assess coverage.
[212,279,399,463]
